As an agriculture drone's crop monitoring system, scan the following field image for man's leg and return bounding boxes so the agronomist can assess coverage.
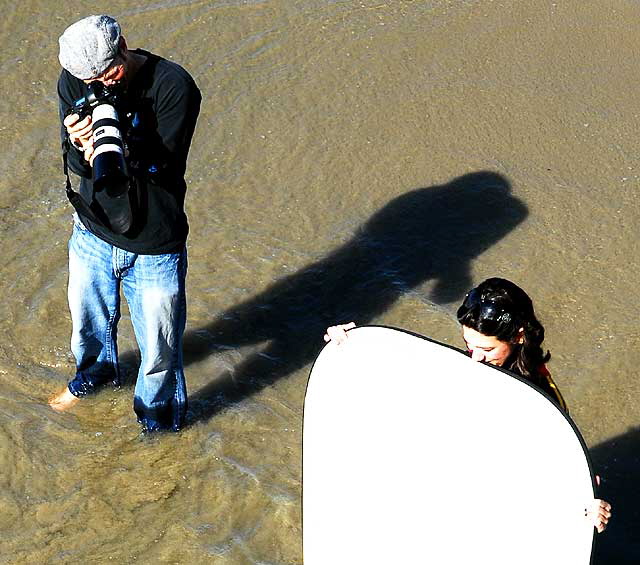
[50,221,121,411]
[123,247,187,431]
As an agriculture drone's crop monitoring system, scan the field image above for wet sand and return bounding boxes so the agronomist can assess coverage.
[1,1,639,562]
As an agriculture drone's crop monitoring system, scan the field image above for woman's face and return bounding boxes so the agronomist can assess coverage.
[462,325,516,367]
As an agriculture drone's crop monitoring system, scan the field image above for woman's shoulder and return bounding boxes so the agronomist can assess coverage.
[536,364,569,413]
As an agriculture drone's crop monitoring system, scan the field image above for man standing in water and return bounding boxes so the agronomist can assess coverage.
[50,15,201,431]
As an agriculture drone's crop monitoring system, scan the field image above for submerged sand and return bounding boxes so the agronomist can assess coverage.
[0,1,638,562]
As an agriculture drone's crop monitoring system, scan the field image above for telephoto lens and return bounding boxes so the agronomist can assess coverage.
[91,103,132,234]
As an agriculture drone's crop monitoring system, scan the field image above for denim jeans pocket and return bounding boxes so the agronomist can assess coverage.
[72,212,88,232]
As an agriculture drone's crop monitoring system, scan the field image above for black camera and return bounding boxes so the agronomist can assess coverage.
[70,82,132,234]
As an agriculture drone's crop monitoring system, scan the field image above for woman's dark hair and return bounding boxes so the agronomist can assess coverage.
[456,277,550,381]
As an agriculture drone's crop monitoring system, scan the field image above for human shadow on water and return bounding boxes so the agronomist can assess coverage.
[184,171,528,423]
[590,428,640,564]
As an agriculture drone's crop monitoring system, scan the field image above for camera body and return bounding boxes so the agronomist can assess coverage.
[69,82,132,234]
[70,81,121,120]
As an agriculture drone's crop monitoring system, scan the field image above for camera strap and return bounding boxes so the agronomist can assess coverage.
[62,142,104,226]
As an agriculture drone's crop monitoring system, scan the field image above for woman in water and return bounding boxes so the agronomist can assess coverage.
[455,277,566,410]
[324,277,612,532]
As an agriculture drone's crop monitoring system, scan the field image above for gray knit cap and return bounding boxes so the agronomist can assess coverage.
[58,15,121,80]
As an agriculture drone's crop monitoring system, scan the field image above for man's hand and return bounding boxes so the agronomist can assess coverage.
[64,113,95,164]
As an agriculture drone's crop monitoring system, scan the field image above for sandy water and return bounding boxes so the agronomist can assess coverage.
[1,1,639,562]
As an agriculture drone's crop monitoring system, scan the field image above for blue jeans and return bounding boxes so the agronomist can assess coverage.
[67,219,188,431]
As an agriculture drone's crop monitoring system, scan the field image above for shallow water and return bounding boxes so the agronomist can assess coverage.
[1,0,640,562]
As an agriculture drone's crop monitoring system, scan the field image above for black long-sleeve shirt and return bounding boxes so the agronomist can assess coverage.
[58,49,201,254]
